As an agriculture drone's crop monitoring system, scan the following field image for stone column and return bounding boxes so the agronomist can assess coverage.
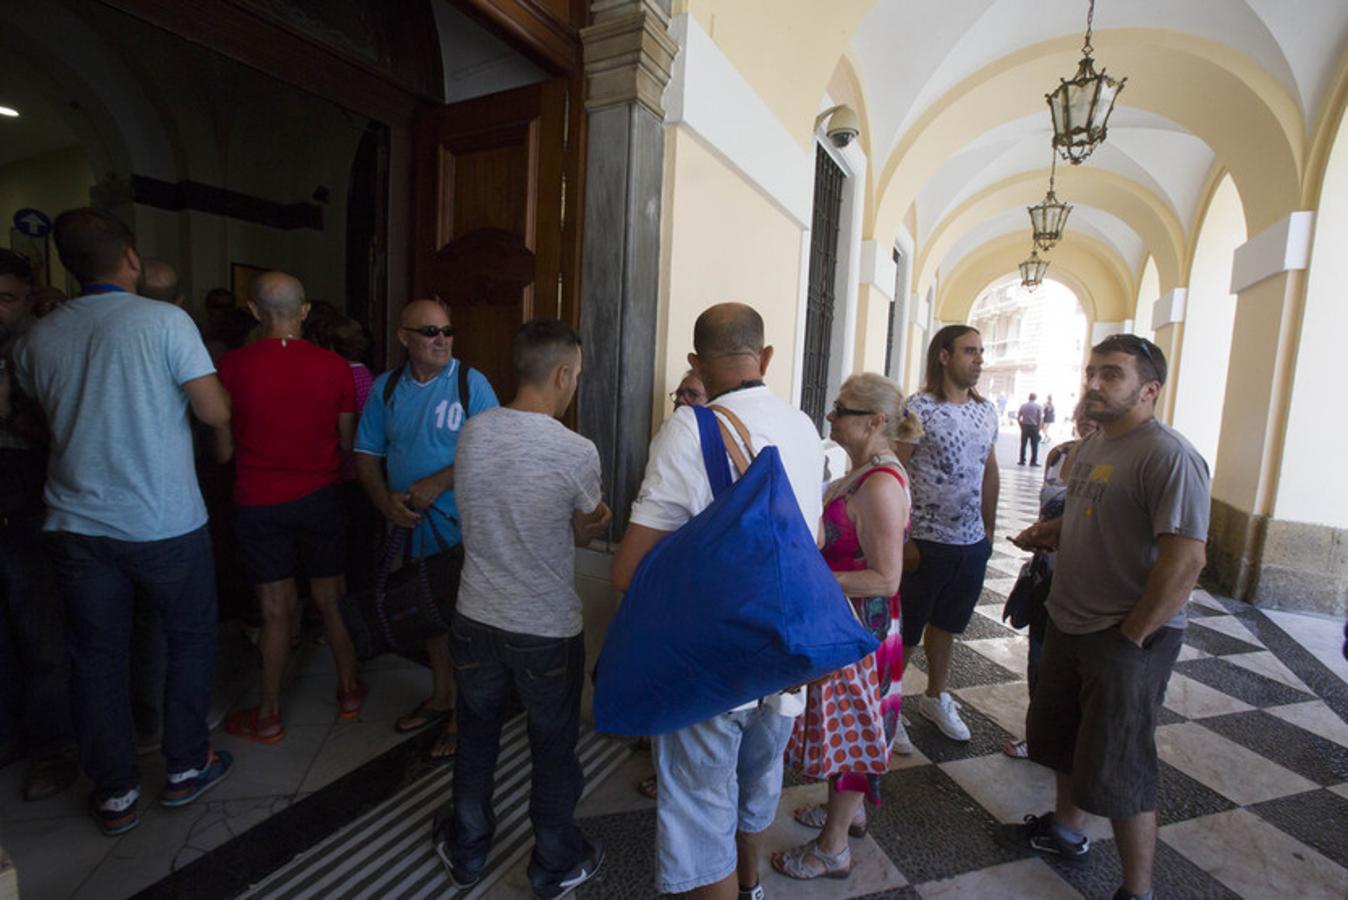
[1208,213,1321,607]
[578,0,677,536]
[1149,288,1187,424]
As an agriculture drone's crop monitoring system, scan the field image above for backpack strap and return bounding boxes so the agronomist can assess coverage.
[382,363,406,408]
[457,359,472,420]
[383,360,473,418]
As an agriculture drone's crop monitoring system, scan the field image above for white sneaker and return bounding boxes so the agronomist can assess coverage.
[890,718,914,755]
[920,692,971,742]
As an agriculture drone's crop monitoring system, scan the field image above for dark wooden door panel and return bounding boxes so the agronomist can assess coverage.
[414,78,570,401]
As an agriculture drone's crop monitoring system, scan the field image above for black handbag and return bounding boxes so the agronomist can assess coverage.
[1002,553,1051,631]
[340,512,463,661]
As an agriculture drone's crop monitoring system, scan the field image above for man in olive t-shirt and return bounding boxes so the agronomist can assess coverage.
[1008,335,1209,900]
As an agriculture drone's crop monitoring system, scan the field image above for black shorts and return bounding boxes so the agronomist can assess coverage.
[899,536,992,646]
[1026,620,1183,818]
[234,484,346,585]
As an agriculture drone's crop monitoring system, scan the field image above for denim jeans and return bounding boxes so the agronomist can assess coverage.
[0,509,72,758]
[131,597,166,739]
[444,611,586,893]
[46,526,218,801]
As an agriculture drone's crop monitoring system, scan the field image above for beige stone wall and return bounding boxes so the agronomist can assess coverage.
[657,126,805,423]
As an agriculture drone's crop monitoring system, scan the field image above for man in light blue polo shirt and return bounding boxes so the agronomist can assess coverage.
[355,298,498,757]
[14,208,235,835]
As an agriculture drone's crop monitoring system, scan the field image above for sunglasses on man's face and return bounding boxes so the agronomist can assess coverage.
[401,325,455,338]
[832,400,875,417]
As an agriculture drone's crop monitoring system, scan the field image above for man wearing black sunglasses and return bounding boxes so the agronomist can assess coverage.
[354,298,499,759]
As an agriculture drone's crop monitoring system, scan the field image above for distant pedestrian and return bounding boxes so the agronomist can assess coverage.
[1017,393,1043,466]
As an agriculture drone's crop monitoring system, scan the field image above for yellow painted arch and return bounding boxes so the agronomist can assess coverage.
[916,168,1186,297]
[874,29,1303,246]
[937,232,1134,325]
[681,0,875,151]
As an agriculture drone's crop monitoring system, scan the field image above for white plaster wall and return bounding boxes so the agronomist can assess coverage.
[1172,176,1245,472]
[1275,113,1348,527]
[1134,255,1159,340]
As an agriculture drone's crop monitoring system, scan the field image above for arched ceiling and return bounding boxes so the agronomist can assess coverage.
[937,230,1134,324]
[825,0,1348,309]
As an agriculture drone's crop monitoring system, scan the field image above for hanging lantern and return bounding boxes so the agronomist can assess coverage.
[1047,0,1126,165]
[1028,154,1072,251]
[1019,249,1049,291]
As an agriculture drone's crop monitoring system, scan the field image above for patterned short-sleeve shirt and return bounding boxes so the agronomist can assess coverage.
[904,392,1000,545]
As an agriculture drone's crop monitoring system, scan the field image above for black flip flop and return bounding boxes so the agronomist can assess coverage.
[395,701,454,734]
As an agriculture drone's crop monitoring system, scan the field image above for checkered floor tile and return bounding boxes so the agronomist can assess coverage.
[579,443,1348,899]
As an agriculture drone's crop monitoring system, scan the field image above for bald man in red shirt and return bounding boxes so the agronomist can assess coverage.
[215,272,363,744]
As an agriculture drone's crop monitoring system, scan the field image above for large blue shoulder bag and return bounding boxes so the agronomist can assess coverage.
[594,404,879,736]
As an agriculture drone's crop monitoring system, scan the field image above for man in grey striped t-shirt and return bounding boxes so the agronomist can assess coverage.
[433,320,610,900]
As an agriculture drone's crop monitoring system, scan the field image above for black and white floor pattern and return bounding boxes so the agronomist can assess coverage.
[241,719,631,899]
[119,438,1347,899]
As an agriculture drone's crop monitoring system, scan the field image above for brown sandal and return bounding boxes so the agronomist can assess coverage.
[636,775,658,800]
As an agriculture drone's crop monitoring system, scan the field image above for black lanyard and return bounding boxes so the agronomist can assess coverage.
[709,380,765,402]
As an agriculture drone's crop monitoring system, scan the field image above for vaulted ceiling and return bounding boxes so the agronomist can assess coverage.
[826,0,1348,319]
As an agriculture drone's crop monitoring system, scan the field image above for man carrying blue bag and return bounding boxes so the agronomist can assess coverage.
[612,303,838,900]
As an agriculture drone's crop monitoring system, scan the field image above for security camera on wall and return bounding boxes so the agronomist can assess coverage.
[817,105,859,149]
[826,106,859,148]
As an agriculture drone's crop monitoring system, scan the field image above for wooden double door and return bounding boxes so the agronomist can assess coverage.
[414,77,583,403]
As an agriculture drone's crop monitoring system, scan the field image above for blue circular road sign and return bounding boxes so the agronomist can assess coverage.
[13,208,52,238]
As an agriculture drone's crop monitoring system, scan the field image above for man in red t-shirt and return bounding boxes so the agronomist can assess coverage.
[215,272,362,744]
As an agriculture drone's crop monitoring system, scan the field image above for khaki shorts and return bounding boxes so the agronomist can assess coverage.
[1026,620,1183,819]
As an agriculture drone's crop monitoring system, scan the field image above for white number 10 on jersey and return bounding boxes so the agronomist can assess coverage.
[433,400,465,431]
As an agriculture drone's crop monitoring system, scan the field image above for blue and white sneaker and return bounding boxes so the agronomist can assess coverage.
[90,788,140,836]
[160,750,233,807]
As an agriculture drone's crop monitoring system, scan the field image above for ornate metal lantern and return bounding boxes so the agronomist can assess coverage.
[1028,155,1072,251]
[1046,0,1126,165]
[1019,249,1049,291]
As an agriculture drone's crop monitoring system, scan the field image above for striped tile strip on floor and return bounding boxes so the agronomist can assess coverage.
[244,718,632,899]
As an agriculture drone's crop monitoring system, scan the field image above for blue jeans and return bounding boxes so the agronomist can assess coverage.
[131,597,166,739]
[444,611,586,893]
[46,526,218,801]
[0,510,72,758]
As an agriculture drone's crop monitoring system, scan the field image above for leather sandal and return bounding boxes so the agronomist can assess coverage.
[792,803,867,837]
[771,839,852,880]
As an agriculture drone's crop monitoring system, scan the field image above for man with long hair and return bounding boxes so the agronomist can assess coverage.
[894,325,1000,748]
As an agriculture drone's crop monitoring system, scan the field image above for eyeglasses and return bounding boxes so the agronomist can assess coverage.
[401,325,455,338]
[832,400,875,417]
[669,388,706,403]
